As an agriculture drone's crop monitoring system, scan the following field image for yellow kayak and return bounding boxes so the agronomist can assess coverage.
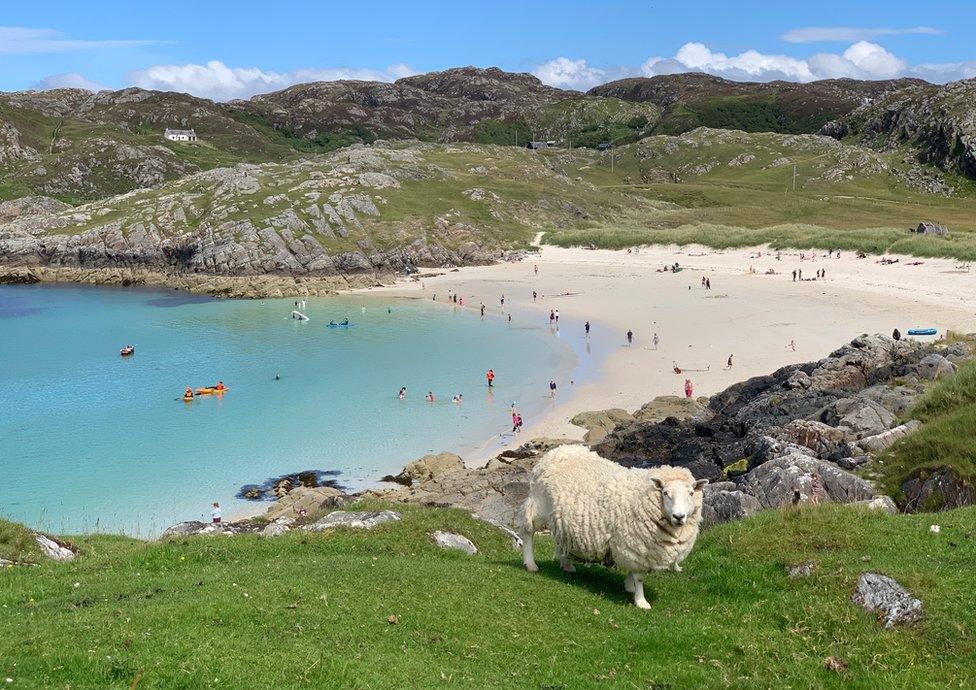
[195,387,229,395]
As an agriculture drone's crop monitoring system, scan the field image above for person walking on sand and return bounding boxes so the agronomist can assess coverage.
[512,410,520,434]
[516,413,523,433]
[480,303,485,317]
[549,379,557,398]
[792,269,797,282]
[706,277,711,290]
[727,354,733,369]
[554,309,559,324]
[627,329,634,345]
[500,294,505,307]
[684,379,694,399]
[653,332,660,350]
[534,264,539,275]
[211,502,221,524]
[486,369,495,388]
[549,309,555,325]
[788,339,796,352]
[532,290,537,302]
[701,276,706,288]
[585,321,591,336]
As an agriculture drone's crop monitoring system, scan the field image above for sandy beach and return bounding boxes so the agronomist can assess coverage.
[372,243,976,464]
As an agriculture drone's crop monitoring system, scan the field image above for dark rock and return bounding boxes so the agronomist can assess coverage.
[899,467,976,512]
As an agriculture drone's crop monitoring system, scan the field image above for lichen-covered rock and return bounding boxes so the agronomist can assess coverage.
[430,531,478,555]
[916,354,956,380]
[852,572,922,627]
[702,487,762,525]
[857,420,922,453]
[265,486,350,520]
[33,534,75,561]
[302,510,401,531]
[632,395,711,424]
[569,408,635,443]
[385,452,465,486]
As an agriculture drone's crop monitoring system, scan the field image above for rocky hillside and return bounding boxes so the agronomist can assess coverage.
[0,141,644,295]
[822,78,976,179]
[590,73,922,135]
[235,66,661,150]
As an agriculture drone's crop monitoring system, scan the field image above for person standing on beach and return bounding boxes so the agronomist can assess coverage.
[798,269,802,280]
[627,329,634,345]
[549,309,555,325]
[480,303,486,317]
[706,278,711,290]
[500,294,505,308]
[486,369,495,388]
[727,354,733,368]
[792,269,797,282]
[684,379,694,399]
[516,413,523,433]
[549,379,557,398]
[554,309,560,324]
[212,502,221,524]
[701,276,706,288]
[512,410,520,434]
[653,333,660,350]
[533,290,537,302]
[585,321,590,336]
[534,264,539,275]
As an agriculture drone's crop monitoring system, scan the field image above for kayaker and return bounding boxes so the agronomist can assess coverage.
[184,387,193,399]
[215,381,226,391]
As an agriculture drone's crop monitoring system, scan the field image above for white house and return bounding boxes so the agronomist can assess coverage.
[164,128,197,142]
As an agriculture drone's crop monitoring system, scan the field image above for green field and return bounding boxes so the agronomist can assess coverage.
[2,500,975,688]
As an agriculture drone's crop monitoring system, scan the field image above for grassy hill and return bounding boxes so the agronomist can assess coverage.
[2,502,974,687]
[544,128,976,260]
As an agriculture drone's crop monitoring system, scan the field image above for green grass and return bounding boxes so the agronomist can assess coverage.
[0,520,40,563]
[878,361,976,501]
[3,502,976,687]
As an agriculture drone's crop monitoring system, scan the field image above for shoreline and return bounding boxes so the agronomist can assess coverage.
[363,242,976,464]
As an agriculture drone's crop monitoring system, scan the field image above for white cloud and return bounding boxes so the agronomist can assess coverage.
[531,57,606,90]
[32,72,107,92]
[781,26,942,44]
[0,26,160,54]
[126,60,418,101]
[533,40,976,89]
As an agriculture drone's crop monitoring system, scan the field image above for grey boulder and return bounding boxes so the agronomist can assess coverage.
[916,354,956,380]
[430,531,478,555]
[852,572,922,627]
[302,510,401,531]
[33,533,75,561]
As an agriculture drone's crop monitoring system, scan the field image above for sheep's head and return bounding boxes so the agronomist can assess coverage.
[651,476,708,526]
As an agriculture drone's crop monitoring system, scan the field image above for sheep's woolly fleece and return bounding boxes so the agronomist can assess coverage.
[521,444,704,573]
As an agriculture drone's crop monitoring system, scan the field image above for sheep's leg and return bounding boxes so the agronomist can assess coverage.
[552,541,576,573]
[521,531,539,572]
[671,562,683,573]
[631,574,651,610]
[624,573,635,593]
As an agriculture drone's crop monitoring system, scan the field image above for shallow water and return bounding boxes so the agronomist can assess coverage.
[0,285,587,535]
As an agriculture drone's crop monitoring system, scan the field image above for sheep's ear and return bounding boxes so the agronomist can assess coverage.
[650,477,664,491]
[693,479,709,491]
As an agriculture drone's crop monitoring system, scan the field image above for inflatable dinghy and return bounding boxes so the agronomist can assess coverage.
[907,328,937,336]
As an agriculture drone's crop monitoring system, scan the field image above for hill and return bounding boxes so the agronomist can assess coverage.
[589,73,922,136]
[2,501,974,687]
[822,78,976,179]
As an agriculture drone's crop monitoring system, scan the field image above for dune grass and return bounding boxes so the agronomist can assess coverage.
[2,501,975,688]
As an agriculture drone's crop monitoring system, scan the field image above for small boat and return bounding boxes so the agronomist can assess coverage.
[907,328,937,336]
[291,310,309,321]
[326,321,352,328]
[195,387,229,395]
[120,346,134,357]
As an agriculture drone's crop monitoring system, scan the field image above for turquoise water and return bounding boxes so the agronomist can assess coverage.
[0,285,584,535]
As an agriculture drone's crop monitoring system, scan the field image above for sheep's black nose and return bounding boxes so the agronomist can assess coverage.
[672,514,686,524]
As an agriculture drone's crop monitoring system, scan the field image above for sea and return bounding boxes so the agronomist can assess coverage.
[0,284,601,535]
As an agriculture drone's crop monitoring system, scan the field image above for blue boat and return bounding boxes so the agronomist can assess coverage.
[326,321,352,328]
[907,328,937,336]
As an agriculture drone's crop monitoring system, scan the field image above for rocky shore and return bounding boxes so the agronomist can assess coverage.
[163,333,972,540]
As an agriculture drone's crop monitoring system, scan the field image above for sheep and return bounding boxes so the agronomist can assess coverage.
[518,444,707,609]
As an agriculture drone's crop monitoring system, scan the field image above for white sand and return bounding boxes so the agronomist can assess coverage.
[370,244,975,465]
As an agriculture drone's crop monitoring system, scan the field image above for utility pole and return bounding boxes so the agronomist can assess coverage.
[611,146,614,174]
[792,164,797,192]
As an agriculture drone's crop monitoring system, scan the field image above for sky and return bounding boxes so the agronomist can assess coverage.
[2,1,975,100]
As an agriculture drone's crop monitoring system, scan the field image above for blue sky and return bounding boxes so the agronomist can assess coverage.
[2,1,974,99]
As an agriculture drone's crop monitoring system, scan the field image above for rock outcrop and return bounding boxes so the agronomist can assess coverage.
[852,572,923,628]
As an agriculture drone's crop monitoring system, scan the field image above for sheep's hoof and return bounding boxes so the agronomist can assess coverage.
[560,562,576,573]
[634,599,652,610]
[671,563,683,573]
[525,562,539,573]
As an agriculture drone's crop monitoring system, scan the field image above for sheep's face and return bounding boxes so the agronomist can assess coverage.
[653,477,708,526]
